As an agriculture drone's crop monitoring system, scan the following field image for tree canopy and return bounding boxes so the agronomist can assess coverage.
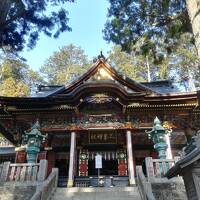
[0,0,74,52]
[103,0,200,91]
[186,0,200,57]
[40,44,91,85]
[103,0,191,53]
[108,46,147,82]
[0,58,44,96]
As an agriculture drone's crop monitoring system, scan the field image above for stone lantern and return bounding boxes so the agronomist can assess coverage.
[22,121,47,163]
[147,117,168,159]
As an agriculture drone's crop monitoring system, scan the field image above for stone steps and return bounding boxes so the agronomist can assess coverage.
[52,187,142,200]
[0,185,36,200]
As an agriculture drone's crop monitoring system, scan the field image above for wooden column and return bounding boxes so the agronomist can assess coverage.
[47,151,55,175]
[166,134,173,159]
[126,130,135,185]
[67,131,76,187]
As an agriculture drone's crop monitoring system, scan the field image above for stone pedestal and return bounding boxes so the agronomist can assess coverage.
[182,163,200,200]
[166,133,200,200]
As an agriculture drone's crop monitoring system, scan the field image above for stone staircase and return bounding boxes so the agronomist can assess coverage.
[0,185,36,200]
[52,187,142,200]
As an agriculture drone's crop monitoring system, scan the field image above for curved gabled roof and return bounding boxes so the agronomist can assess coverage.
[0,57,198,107]
[55,57,156,95]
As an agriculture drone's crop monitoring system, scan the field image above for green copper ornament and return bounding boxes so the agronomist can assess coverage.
[22,120,47,163]
[146,117,168,159]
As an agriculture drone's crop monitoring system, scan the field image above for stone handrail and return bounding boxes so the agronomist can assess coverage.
[145,157,180,180]
[136,166,156,200]
[0,164,3,176]
[31,168,58,200]
[0,160,47,182]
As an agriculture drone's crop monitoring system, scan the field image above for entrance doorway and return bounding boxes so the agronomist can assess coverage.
[55,152,69,187]
[55,159,69,176]
[88,159,118,176]
[78,150,128,176]
[55,152,69,176]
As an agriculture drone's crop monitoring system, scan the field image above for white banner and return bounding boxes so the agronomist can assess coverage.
[95,154,102,169]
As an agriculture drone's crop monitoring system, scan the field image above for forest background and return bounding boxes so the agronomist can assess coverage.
[0,0,199,97]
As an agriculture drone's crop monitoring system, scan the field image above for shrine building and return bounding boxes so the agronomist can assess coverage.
[0,55,199,187]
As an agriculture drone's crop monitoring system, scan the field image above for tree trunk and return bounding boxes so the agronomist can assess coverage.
[0,0,12,25]
[186,0,200,58]
[186,66,196,91]
[146,55,151,82]
[0,0,12,47]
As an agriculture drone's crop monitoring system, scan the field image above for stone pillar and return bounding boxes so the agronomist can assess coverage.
[67,131,76,187]
[126,130,135,185]
[38,159,48,181]
[0,161,10,181]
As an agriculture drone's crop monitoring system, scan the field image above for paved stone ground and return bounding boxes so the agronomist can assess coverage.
[151,179,188,200]
[53,187,142,200]
[0,185,36,200]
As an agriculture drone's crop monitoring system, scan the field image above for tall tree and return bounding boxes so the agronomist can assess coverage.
[0,58,29,81]
[0,77,29,97]
[0,0,74,52]
[108,46,147,81]
[186,0,200,58]
[0,58,44,96]
[26,69,45,92]
[40,44,91,84]
[170,33,199,90]
[104,0,199,90]
[103,0,190,53]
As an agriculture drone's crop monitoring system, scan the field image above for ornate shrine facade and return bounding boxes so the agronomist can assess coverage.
[0,56,199,187]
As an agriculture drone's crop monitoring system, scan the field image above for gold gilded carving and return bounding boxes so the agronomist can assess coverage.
[122,122,135,129]
[85,94,112,104]
[68,124,82,131]
[163,121,176,129]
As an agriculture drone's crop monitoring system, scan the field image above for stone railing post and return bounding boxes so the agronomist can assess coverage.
[37,159,48,181]
[136,165,156,200]
[174,156,180,163]
[145,157,154,180]
[31,167,59,200]
[52,168,59,188]
[0,161,10,181]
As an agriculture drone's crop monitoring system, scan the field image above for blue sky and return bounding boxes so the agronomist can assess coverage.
[22,0,113,71]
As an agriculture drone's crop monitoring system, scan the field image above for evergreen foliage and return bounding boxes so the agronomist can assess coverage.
[0,0,74,52]
[103,0,200,90]
[0,58,44,96]
[0,77,29,97]
[104,0,190,53]
[40,44,91,84]
[108,46,147,81]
